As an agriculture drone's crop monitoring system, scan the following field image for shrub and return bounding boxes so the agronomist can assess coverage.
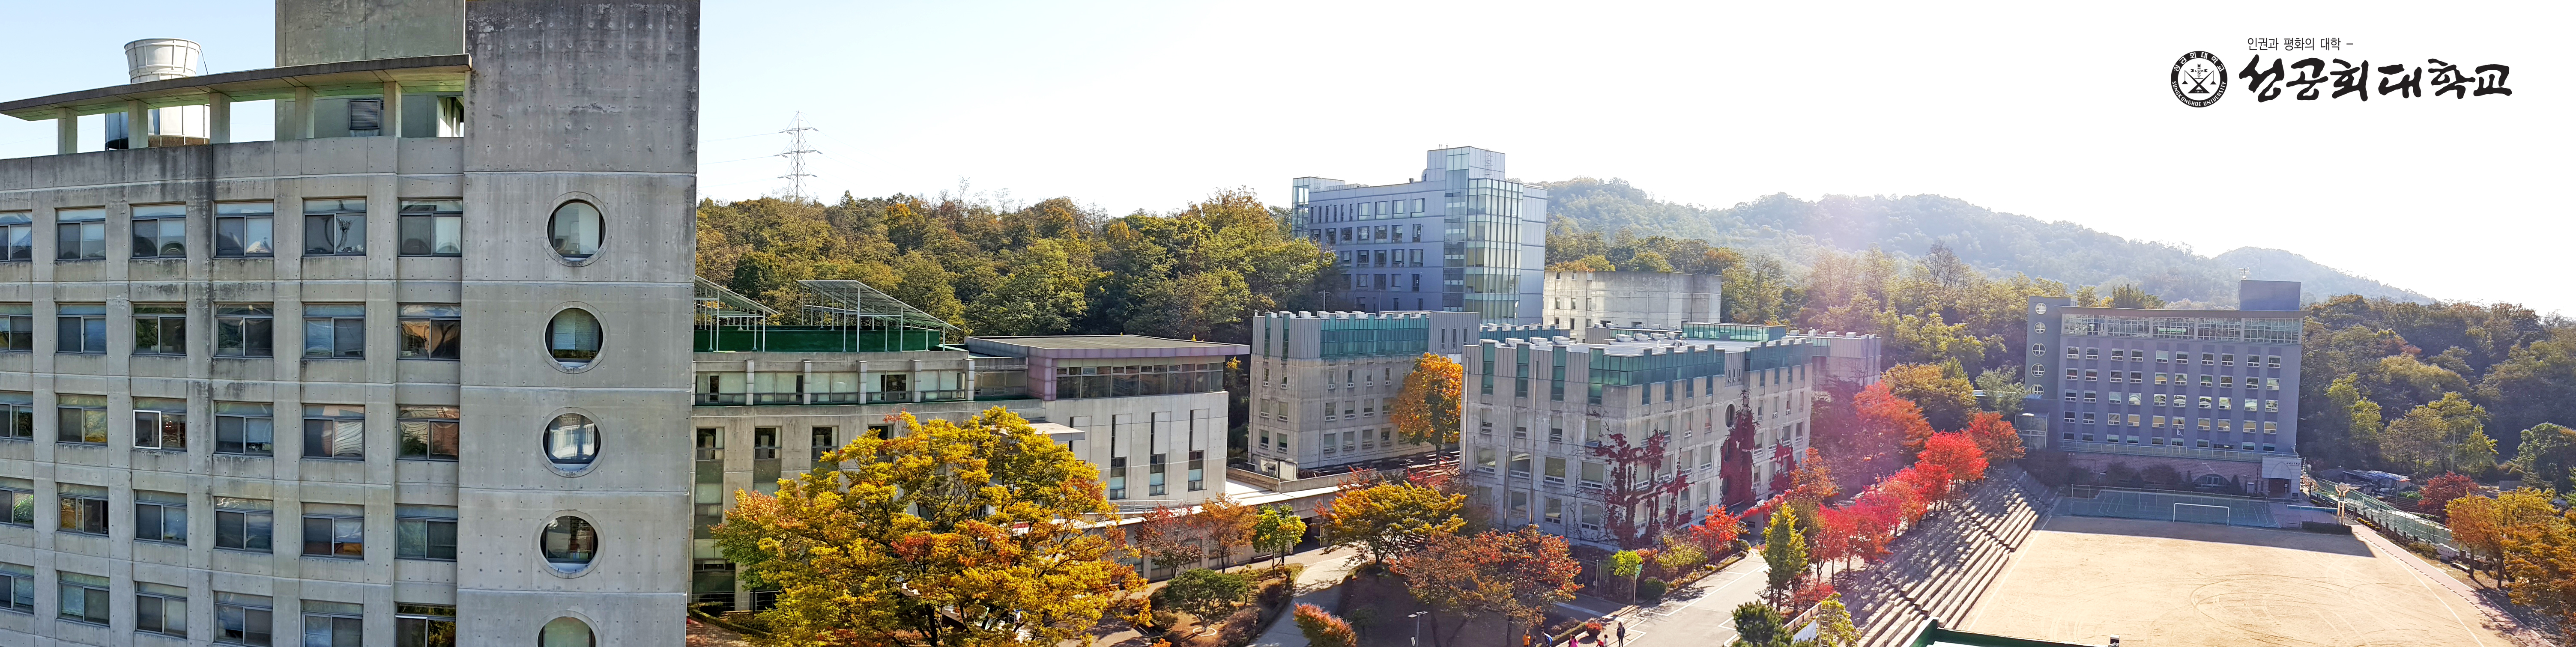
[1157,569,1255,619]
[1637,577,1668,602]
[1294,604,1356,647]
[1217,607,1262,647]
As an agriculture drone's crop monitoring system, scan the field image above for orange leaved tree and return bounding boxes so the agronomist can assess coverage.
[1393,352,1465,447]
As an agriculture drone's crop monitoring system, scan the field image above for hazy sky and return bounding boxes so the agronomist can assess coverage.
[3,1,2568,314]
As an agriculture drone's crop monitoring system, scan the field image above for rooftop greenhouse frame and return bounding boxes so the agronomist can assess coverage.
[692,277,955,353]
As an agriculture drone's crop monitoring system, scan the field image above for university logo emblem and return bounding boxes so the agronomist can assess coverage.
[2171,51,2228,107]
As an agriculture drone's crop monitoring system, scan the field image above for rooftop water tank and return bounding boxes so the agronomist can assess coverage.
[108,38,210,149]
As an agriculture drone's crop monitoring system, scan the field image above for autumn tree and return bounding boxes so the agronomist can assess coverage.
[2462,488,2563,584]
[1394,527,1586,647]
[1607,549,1645,603]
[712,409,1140,647]
[1918,432,1990,486]
[2447,495,2506,583]
[1684,505,1747,557]
[2416,473,2476,520]
[1189,496,1258,568]
[1881,363,1978,432]
[2501,510,2576,639]
[1853,381,1937,465]
[1252,505,1309,565]
[1811,593,1862,647]
[1961,411,2026,463]
[1761,510,1809,607]
[1319,481,1466,564]
[1393,352,1465,446]
[1134,505,1208,574]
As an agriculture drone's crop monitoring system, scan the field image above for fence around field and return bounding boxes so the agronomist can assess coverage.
[2052,487,2280,528]
[2312,486,2457,550]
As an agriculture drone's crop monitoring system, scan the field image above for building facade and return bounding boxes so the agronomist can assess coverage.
[684,280,1241,608]
[1457,331,1816,548]
[1246,310,1482,479]
[0,1,696,644]
[1291,147,1546,323]
[2024,280,2306,497]
[1543,271,1722,331]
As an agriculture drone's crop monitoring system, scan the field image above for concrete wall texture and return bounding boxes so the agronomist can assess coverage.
[0,1,699,644]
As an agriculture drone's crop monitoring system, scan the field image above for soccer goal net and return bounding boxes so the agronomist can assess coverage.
[2173,503,2232,525]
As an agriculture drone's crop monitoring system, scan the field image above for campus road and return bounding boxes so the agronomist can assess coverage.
[1597,555,1771,647]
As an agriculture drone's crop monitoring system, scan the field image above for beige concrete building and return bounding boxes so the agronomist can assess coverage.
[0,0,696,644]
[1246,310,1485,480]
[1543,270,1722,331]
[1458,331,1817,548]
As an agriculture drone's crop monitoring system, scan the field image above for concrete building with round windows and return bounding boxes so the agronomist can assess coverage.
[0,0,700,644]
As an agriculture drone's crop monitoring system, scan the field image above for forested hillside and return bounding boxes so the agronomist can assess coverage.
[1535,177,2429,307]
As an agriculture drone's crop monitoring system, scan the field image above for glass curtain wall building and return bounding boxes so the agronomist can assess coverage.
[1292,146,1545,323]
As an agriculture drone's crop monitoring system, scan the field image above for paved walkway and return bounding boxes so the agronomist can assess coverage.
[2352,525,2547,646]
[1605,555,1770,647]
[1247,546,1367,647]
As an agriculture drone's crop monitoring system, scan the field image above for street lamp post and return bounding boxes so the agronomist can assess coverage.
[1411,611,1428,647]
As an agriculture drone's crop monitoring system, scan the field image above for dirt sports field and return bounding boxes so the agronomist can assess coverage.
[1958,516,2518,647]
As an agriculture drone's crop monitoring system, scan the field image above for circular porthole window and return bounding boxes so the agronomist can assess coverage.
[538,616,596,647]
[540,516,598,574]
[544,414,599,474]
[545,309,602,368]
[549,201,603,261]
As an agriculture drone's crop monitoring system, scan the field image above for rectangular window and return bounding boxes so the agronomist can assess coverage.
[395,603,456,647]
[302,503,365,558]
[2268,355,2283,369]
[2267,377,2281,391]
[2083,391,2096,403]
[2221,353,2235,366]
[56,393,108,444]
[302,600,364,646]
[215,202,276,257]
[302,199,368,256]
[0,477,30,526]
[57,571,108,625]
[135,490,188,544]
[303,405,365,459]
[215,304,276,357]
[130,397,189,451]
[397,200,463,256]
[215,497,275,553]
[2201,352,2216,365]
[2199,418,2212,430]
[1106,456,1126,500]
[0,303,27,352]
[216,402,276,456]
[57,302,107,353]
[2085,370,2098,381]
[2199,374,2214,387]
[131,203,187,259]
[1188,449,1206,492]
[0,212,28,261]
[133,303,188,355]
[2265,421,2279,433]
[58,483,108,534]
[810,426,837,462]
[2064,347,2079,360]
[55,207,106,260]
[2220,375,2235,388]
[218,592,275,646]
[397,406,459,460]
[136,581,188,638]
[397,304,461,359]
[2085,348,2099,360]
[1544,456,1566,483]
[0,563,30,613]
[753,426,780,460]
[396,505,458,561]
[302,304,365,358]
[0,391,29,441]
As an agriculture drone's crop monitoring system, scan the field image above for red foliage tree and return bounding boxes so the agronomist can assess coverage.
[1962,411,2026,462]
[2418,472,2477,519]
[1721,404,1758,507]
[1590,431,1690,549]
[1393,526,1585,647]
[1685,505,1746,556]
[1769,443,1798,496]
[1810,504,1858,569]
[1918,432,1990,486]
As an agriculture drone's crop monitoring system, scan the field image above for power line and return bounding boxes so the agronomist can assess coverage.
[776,113,819,202]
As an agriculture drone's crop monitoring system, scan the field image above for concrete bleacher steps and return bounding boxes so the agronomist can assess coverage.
[1845,467,2049,647]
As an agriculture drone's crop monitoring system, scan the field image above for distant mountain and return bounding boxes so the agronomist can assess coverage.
[1533,177,2430,307]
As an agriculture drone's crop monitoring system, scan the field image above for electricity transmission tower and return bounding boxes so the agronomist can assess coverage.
[777,113,820,201]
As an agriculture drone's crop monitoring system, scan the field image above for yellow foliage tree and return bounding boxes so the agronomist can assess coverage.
[1393,352,1465,446]
[1319,481,1467,564]
[713,408,1143,647]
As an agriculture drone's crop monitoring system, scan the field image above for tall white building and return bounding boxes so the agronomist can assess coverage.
[1457,331,1818,548]
[1246,311,1484,479]
[0,1,697,644]
[1291,147,1547,323]
[1543,271,1722,331]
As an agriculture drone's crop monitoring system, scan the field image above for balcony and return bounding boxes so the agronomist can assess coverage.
[918,389,968,402]
[868,392,914,404]
[810,392,864,405]
[751,393,801,405]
